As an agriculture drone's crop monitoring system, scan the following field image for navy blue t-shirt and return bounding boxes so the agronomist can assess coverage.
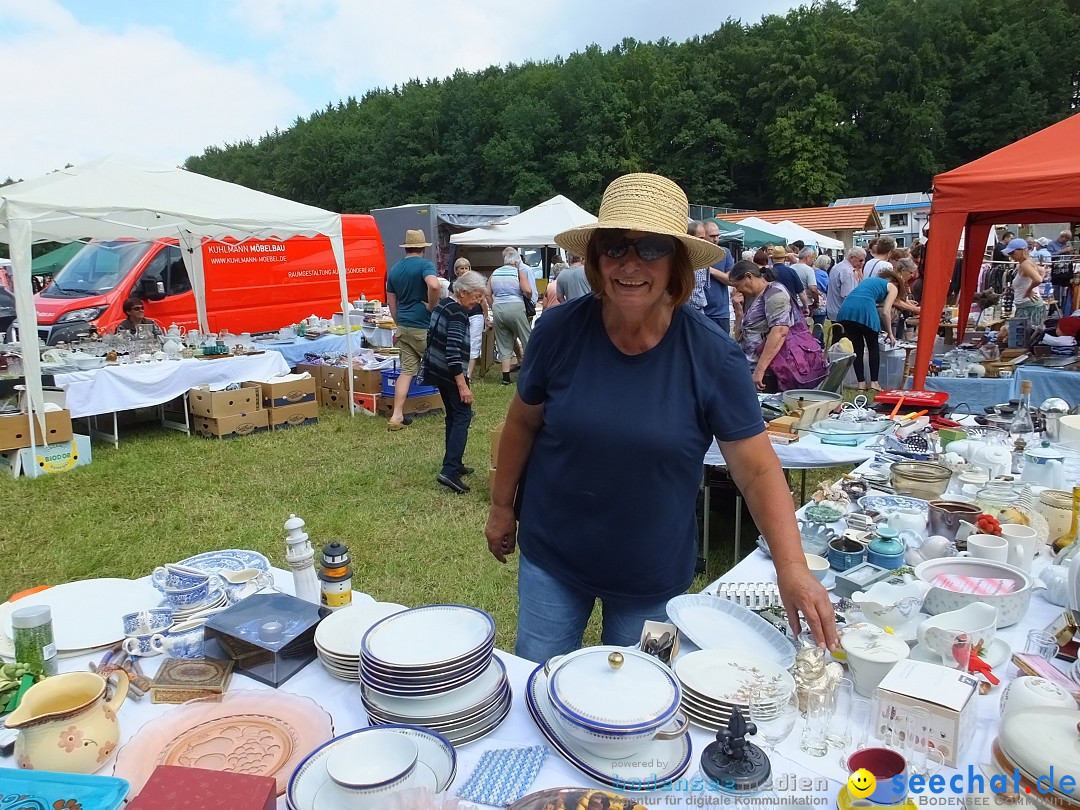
[773,263,804,302]
[516,296,765,601]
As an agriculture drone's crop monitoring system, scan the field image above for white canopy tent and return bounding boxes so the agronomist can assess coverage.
[775,220,845,252]
[0,154,356,433]
[449,194,596,248]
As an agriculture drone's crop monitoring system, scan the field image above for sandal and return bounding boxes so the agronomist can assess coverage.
[387,421,406,431]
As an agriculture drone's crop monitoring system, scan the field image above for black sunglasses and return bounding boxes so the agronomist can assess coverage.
[597,233,676,262]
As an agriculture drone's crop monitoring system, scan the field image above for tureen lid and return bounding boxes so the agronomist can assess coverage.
[548,646,679,729]
[840,626,909,662]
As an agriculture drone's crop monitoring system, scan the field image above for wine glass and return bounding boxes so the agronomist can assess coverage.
[748,687,799,752]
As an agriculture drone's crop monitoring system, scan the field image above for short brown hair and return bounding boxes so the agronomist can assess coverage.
[584,231,694,307]
[123,297,145,315]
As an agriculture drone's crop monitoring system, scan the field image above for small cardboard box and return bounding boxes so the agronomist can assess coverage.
[491,421,505,468]
[267,400,320,430]
[874,659,977,767]
[294,363,325,386]
[321,365,347,390]
[353,391,380,415]
[192,409,269,439]
[16,433,92,478]
[321,388,349,410]
[377,392,443,418]
[255,376,317,408]
[352,368,384,394]
[0,409,74,450]
[187,383,261,418]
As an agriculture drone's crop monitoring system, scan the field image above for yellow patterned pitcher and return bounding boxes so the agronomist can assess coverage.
[5,670,129,773]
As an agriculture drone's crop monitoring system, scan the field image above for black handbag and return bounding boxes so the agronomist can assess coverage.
[522,292,536,318]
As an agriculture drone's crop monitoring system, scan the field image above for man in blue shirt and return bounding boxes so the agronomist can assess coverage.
[768,245,806,312]
[703,219,734,332]
[386,229,441,430]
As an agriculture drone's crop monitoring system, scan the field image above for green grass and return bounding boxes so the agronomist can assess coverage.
[0,375,850,652]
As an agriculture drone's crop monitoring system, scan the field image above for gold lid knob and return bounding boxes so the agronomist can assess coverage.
[608,652,624,670]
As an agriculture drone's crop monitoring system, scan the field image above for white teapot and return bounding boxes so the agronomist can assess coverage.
[166,323,183,340]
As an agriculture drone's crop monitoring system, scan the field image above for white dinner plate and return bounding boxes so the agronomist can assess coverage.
[314,601,407,658]
[524,665,691,791]
[909,638,1011,669]
[287,725,456,810]
[361,604,494,668]
[666,593,796,668]
[362,657,507,720]
[360,657,489,697]
[365,685,512,736]
[674,649,795,707]
[3,578,162,651]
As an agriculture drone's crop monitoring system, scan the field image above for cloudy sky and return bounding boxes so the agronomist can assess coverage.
[2,0,801,182]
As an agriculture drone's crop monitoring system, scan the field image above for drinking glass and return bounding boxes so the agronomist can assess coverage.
[903,706,945,777]
[841,697,874,768]
[826,678,854,749]
[749,688,798,752]
[800,686,830,757]
[1025,630,1060,661]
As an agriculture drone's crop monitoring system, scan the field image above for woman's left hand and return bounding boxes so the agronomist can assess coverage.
[752,368,766,391]
[775,562,839,651]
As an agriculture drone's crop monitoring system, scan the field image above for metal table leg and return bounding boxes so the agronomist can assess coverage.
[701,470,710,579]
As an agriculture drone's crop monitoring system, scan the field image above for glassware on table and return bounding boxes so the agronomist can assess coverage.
[903,706,944,777]
[841,697,874,768]
[1025,630,1061,661]
[749,687,798,752]
[825,677,854,749]
[799,685,830,757]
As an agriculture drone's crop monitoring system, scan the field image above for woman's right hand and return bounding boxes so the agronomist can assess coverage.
[485,504,518,563]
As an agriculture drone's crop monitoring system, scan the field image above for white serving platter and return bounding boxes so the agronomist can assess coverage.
[666,593,796,668]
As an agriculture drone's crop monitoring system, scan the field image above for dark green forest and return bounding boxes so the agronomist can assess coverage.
[185,0,1080,214]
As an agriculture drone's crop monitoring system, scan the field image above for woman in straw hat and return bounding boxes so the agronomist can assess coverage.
[484,173,838,661]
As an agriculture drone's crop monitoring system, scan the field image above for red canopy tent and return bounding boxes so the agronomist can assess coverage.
[914,112,1080,387]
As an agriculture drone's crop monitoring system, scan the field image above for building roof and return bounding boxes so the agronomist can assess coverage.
[736,204,881,232]
[833,192,931,212]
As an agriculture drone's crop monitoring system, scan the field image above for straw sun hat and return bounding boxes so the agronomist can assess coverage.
[555,173,726,269]
[399,229,432,248]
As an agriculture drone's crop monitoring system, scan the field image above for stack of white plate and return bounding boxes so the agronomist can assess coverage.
[358,604,510,745]
[314,601,407,680]
[673,649,795,732]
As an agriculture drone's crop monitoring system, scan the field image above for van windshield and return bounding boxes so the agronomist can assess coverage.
[42,241,152,298]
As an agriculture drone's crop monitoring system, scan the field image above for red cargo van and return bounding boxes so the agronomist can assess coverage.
[32,214,385,344]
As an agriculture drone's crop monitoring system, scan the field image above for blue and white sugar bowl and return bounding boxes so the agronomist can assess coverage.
[866,527,906,570]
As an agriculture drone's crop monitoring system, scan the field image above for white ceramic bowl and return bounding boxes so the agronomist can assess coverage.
[804,554,829,582]
[916,602,997,657]
[840,625,910,698]
[545,646,685,759]
[851,580,931,632]
[914,558,1033,627]
[325,729,418,791]
[999,676,1078,718]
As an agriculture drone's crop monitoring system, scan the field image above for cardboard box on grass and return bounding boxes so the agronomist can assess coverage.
[267,400,319,430]
[321,388,349,410]
[0,409,73,451]
[1,433,92,478]
[352,392,380,415]
[187,382,262,418]
[192,409,269,439]
[253,376,317,408]
[874,659,977,768]
[294,363,325,386]
[377,392,443,419]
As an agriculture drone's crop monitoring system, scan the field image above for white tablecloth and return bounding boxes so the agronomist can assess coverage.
[704,433,875,469]
[53,352,291,418]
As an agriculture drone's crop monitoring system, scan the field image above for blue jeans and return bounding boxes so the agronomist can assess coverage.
[435,381,472,477]
[514,553,671,663]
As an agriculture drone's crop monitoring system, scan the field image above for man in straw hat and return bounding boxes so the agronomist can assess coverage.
[386,229,442,430]
[485,173,838,661]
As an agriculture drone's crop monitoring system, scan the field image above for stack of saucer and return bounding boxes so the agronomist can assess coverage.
[359,604,511,745]
[673,649,795,732]
[314,601,407,680]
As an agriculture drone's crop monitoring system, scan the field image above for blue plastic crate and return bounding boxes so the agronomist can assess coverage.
[381,369,438,398]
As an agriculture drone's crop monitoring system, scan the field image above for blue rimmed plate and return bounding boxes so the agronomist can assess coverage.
[287,725,456,810]
[524,665,691,791]
[360,604,495,669]
[0,770,128,810]
[857,495,929,515]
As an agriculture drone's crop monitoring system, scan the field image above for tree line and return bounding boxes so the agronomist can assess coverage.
[185,0,1080,215]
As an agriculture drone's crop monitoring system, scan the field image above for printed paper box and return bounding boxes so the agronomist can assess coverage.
[14,434,93,478]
